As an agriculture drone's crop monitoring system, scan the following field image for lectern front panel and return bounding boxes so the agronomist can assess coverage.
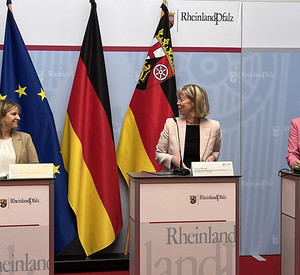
[129,173,239,275]
[0,179,54,275]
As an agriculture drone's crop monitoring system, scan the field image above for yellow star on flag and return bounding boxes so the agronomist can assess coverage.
[37,88,46,101]
[0,94,7,100]
[15,85,27,98]
[53,164,60,175]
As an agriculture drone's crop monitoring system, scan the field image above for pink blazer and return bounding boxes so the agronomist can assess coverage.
[286,117,300,168]
[155,116,221,171]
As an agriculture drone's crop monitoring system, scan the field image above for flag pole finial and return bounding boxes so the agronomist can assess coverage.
[6,0,13,12]
[161,0,167,17]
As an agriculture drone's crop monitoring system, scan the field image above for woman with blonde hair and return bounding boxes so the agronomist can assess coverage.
[0,99,38,176]
[155,84,221,172]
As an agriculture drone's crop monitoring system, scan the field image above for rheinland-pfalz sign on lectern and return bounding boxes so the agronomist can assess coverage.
[0,178,54,275]
[128,172,240,275]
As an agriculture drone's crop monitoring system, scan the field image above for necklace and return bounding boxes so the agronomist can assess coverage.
[186,118,200,125]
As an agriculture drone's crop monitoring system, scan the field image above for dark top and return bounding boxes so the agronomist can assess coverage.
[183,125,200,168]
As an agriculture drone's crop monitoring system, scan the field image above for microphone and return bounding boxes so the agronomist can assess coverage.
[172,115,190,176]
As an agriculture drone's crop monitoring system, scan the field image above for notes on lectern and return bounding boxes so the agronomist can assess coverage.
[191,161,234,176]
[8,163,54,179]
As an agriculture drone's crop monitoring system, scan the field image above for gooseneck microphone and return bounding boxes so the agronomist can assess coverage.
[172,115,190,176]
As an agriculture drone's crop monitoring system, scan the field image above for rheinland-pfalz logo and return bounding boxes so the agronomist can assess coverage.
[189,194,226,204]
[190,195,196,204]
[10,197,40,205]
[0,199,7,208]
[180,11,234,25]
[199,194,226,201]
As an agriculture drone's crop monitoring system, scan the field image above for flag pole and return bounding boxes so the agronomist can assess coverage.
[7,3,12,12]
[124,224,130,256]
[6,0,13,11]
[161,0,167,17]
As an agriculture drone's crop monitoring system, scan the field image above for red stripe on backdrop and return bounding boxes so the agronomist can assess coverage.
[27,45,81,51]
[174,47,241,53]
[130,84,174,171]
[67,57,120,230]
[57,273,129,275]
[0,44,241,52]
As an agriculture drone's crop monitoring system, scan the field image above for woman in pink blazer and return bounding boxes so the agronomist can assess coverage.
[155,84,221,171]
[286,117,300,169]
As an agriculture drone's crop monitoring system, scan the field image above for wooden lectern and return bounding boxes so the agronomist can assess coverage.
[0,178,54,275]
[281,172,300,275]
[128,172,240,275]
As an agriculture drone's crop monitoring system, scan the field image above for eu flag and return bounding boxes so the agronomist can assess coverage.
[0,5,76,253]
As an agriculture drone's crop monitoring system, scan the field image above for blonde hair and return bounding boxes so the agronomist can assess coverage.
[177,84,210,118]
[0,100,21,127]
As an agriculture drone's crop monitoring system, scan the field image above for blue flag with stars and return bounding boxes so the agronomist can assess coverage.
[0,6,76,253]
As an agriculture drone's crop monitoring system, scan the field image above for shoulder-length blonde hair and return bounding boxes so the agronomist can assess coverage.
[176,84,210,118]
[0,100,21,127]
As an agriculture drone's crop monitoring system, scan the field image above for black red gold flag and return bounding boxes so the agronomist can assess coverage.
[61,0,123,256]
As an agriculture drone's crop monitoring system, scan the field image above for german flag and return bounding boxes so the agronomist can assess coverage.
[117,4,178,184]
[61,0,123,256]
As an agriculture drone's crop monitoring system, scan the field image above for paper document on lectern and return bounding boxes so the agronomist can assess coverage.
[9,163,54,179]
[191,161,234,176]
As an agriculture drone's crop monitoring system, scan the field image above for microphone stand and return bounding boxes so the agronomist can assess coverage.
[172,116,190,176]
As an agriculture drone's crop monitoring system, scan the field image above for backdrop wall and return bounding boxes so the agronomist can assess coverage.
[1,0,299,256]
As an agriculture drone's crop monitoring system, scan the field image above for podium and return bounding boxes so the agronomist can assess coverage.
[0,177,54,275]
[281,172,300,275]
[128,172,240,275]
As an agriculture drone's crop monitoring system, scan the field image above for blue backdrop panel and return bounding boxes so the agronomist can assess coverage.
[174,52,241,174]
[240,50,300,255]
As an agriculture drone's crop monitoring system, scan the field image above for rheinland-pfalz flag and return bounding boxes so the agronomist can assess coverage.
[117,4,178,184]
[0,3,76,253]
[61,0,123,256]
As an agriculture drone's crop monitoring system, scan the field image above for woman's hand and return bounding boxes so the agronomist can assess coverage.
[171,156,181,168]
[205,155,216,162]
[292,160,300,169]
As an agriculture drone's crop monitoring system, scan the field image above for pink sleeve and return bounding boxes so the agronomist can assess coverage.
[286,119,300,168]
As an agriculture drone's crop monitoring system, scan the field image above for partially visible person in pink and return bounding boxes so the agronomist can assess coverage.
[286,117,300,169]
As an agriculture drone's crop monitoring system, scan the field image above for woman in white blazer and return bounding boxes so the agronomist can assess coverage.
[155,84,221,171]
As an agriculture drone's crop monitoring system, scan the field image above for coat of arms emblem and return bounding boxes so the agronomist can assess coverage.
[190,195,196,204]
[0,199,7,208]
